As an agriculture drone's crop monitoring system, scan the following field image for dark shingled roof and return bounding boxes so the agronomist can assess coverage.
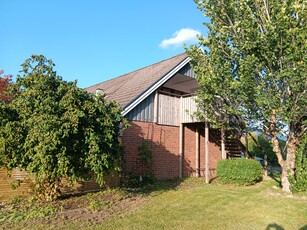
[85,52,188,108]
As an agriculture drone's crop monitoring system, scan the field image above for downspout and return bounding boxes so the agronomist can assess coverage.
[205,120,209,184]
[196,127,200,177]
[179,96,183,178]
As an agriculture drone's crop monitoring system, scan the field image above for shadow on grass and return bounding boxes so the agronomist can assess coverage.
[268,167,282,188]
[122,177,186,196]
[57,177,191,202]
[266,223,307,230]
[266,223,284,230]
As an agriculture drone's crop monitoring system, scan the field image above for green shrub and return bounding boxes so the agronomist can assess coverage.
[289,133,307,192]
[217,159,263,185]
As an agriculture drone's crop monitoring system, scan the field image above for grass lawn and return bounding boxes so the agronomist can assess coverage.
[1,173,306,230]
[96,177,307,230]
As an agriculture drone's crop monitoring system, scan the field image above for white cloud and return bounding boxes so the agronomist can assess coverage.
[159,28,201,49]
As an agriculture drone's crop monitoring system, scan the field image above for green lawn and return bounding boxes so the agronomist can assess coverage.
[95,178,307,230]
[1,175,306,230]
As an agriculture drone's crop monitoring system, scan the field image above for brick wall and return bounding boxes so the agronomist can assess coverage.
[122,121,180,179]
[122,121,222,180]
[199,127,222,178]
[183,124,221,178]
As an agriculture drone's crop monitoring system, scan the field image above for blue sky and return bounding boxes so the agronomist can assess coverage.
[1,0,208,88]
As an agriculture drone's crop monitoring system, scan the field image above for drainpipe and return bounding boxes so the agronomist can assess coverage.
[179,123,183,178]
[205,120,209,184]
[179,96,183,178]
[196,127,200,177]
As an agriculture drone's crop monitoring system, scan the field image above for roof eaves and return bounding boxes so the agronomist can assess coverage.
[121,56,191,117]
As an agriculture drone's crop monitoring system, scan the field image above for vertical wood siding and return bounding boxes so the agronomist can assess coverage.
[156,94,199,126]
[158,94,180,126]
[181,96,199,123]
[178,63,196,78]
[125,93,154,122]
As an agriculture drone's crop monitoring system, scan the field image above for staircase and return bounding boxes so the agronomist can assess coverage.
[225,138,244,159]
[209,129,249,159]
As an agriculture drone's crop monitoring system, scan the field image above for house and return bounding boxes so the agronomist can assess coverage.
[86,53,246,180]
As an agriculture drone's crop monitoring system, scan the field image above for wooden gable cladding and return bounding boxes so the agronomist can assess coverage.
[181,95,199,123]
[158,93,180,126]
[157,92,199,126]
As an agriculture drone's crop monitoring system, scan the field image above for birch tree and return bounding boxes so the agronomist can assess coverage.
[187,0,306,192]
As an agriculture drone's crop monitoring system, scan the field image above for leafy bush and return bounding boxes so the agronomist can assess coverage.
[289,133,307,192]
[0,55,124,201]
[217,159,263,185]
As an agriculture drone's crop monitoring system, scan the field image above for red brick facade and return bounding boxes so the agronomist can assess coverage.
[183,124,221,178]
[122,121,222,180]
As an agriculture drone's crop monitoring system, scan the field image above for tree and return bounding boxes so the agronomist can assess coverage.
[187,0,306,192]
[0,70,12,103]
[0,55,124,201]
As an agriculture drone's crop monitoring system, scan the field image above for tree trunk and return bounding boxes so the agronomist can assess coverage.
[281,166,291,192]
[269,110,287,192]
[271,133,293,192]
[270,110,298,192]
[263,153,268,177]
[271,130,288,190]
[282,130,298,192]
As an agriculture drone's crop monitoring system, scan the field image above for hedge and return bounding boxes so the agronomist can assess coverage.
[217,159,263,185]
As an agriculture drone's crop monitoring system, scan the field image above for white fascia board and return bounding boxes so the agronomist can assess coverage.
[121,57,191,117]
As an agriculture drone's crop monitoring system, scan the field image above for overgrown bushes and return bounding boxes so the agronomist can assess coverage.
[217,159,263,185]
[0,55,124,201]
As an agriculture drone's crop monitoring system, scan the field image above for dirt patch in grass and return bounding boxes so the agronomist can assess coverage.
[0,178,187,229]
[262,190,307,200]
[0,189,148,229]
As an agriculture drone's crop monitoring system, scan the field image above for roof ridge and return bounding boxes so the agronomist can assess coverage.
[87,52,187,89]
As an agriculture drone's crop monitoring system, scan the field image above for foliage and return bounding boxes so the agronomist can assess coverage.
[0,200,61,223]
[187,0,306,192]
[138,140,153,165]
[217,159,263,185]
[0,55,124,201]
[247,132,283,166]
[138,140,155,180]
[289,133,307,192]
[0,70,13,104]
